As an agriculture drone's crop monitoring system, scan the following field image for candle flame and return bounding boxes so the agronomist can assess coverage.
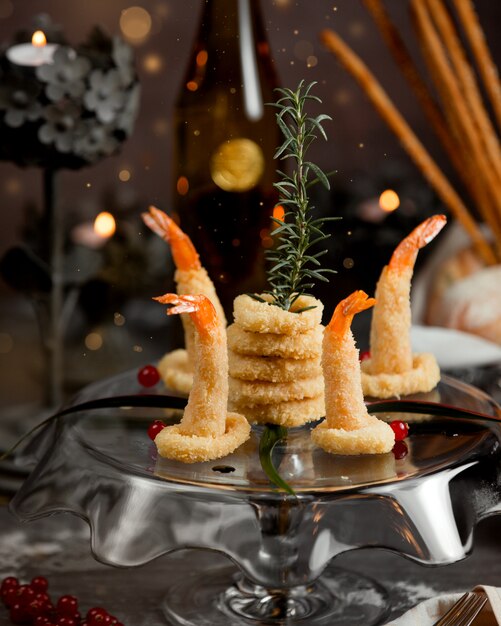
[94,212,116,239]
[379,189,400,212]
[32,30,47,48]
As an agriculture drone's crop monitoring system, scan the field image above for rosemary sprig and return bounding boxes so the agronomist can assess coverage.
[265,80,338,311]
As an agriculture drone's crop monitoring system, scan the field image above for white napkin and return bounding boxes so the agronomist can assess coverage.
[411,325,501,369]
[385,586,501,625]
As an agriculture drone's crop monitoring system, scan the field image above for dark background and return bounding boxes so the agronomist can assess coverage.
[0,0,500,410]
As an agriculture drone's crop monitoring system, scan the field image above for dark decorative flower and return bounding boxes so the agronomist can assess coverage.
[83,69,127,123]
[73,121,119,162]
[37,47,91,101]
[116,83,141,135]
[112,36,135,87]
[0,77,43,128]
[38,100,83,152]
[0,24,139,168]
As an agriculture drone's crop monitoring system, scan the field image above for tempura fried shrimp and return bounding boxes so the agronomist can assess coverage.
[142,206,226,392]
[312,291,395,455]
[230,394,325,427]
[228,350,322,382]
[362,353,440,399]
[361,215,446,398]
[153,294,249,463]
[233,294,323,334]
[157,349,192,394]
[227,323,324,359]
[229,375,324,404]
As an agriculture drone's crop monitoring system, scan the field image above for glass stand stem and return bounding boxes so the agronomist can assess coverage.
[44,167,64,408]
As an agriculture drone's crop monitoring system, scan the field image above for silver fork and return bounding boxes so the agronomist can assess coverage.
[433,591,488,626]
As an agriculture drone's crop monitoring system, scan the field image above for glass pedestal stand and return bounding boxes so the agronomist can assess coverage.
[10,373,501,626]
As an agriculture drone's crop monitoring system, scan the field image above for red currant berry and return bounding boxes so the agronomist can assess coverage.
[57,595,78,616]
[2,586,19,607]
[138,364,160,388]
[35,617,50,625]
[390,420,409,441]
[393,440,409,460]
[57,617,78,626]
[359,350,371,362]
[17,584,36,605]
[27,598,49,618]
[10,602,31,624]
[31,577,49,593]
[147,419,165,440]
[1,576,19,593]
[87,607,108,624]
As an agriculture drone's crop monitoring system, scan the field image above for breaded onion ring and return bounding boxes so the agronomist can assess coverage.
[155,413,250,463]
[229,375,324,404]
[228,350,322,382]
[311,416,395,455]
[227,324,324,359]
[230,394,325,427]
[361,352,440,398]
[157,349,192,394]
[233,293,323,334]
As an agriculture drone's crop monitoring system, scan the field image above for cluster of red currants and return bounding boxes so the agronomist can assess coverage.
[0,577,124,626]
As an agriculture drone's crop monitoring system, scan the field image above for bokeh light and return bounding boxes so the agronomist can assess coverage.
[94,212,116,238]
[379,189,400,212]
[120,6,152,44]
[114,313,126,326]
[273,205,285,222]
[119,169,131,182]
[143,53,163,74]
[5,178,21,195]
[176,176,189,195]
[85,332,103,351]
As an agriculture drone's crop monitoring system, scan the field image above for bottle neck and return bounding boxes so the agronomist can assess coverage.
[188,0,274,120]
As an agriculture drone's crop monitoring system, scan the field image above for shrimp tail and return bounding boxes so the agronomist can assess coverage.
[389,214,447,271]
[142,206,201,271]
[328,290,376,338]
[154,293,218,334]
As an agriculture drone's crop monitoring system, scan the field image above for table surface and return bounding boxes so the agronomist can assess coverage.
[0,506,501,625]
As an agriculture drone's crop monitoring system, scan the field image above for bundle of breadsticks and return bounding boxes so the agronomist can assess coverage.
[321,0,501,343]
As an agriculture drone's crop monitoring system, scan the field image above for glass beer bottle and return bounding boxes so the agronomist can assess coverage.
[172,0,280,312]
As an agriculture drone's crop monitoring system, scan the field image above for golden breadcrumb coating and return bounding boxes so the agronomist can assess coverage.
[229,394,325,427]
[227,323,324,359]
[175,267,227,364]
[361,352,440,398]
[155,413,250,463]
[229,375,324,404]
[370,265,414,374]
[154,294,249,463]
[228,350,322,382]
[233,294,323,334]
[312,291,395,455]
[157,349,192,394]
[311,417,395,455]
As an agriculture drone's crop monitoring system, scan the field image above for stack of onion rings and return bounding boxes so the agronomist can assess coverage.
[228,294,325,427]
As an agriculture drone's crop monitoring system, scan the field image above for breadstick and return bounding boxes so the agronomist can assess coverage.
[410,5,500,246]
[425,0,501,188]
[452,0,501,134]
[411,0,501,248]
[320,28,498,265]
[363,0,494,240]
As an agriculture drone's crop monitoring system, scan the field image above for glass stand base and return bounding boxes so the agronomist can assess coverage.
[162,562,389,625]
